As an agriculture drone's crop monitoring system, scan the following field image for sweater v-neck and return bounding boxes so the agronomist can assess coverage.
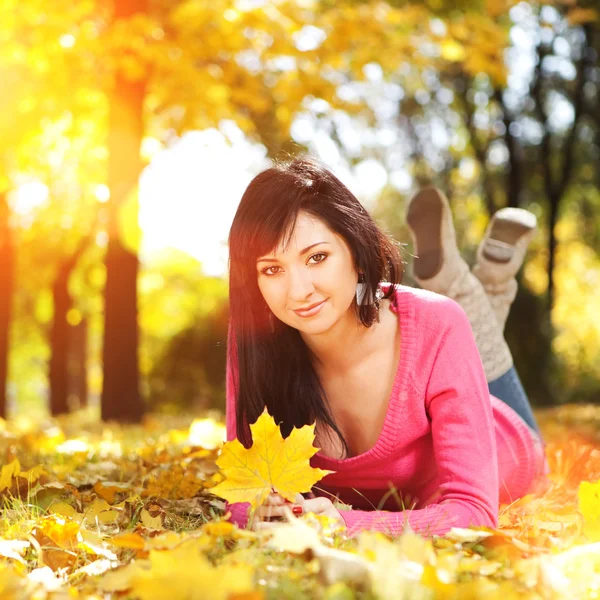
[312,284,415,467]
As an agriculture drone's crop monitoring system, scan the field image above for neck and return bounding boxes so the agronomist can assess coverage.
[300,299,392,374]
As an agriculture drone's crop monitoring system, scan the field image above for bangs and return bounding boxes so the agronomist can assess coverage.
[247,208,300,265]
[229,167,316,268]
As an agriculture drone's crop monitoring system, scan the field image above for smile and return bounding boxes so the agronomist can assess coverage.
[293,299,327,318]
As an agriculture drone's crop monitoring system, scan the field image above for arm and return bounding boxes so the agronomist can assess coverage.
[340,300,499,537]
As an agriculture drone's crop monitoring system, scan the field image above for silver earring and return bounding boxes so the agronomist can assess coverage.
[374,286,384,311]
[357,275,384,321]
[356,279,368,305]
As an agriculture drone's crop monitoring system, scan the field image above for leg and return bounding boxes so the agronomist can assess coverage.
[406,188,512,382]
[472,208,537,331]
[407,189,542,438]
[488,366,541,435]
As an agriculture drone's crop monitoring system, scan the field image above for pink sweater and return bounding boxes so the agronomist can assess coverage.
[225,284,547,537]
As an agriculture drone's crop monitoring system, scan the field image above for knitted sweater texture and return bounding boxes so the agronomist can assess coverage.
[225,284,546,536]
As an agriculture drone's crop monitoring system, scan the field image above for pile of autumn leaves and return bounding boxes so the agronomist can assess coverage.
[1,406,600,600]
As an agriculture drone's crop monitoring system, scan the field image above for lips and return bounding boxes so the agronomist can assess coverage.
[293,299,326,317]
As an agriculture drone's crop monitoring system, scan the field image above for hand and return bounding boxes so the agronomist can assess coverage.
[250,491,345,531]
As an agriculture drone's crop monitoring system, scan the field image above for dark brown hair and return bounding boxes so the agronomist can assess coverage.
[228,155,404,457]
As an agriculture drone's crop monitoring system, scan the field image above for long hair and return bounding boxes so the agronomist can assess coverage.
[228,156,404,457]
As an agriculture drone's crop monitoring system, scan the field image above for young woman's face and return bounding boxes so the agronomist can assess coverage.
[256,212,359,335]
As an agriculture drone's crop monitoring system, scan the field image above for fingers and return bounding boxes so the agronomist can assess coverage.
[263,492,292,506]
[301,497,331,514]
[255,503,286,519]
[264,492,305,505]
[253,491,327,528]
[257,498,328,521]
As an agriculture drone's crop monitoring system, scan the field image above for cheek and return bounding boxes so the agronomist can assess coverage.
[257,278,283,308]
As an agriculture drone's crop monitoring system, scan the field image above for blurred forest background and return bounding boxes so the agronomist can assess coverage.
[0,0,598,424]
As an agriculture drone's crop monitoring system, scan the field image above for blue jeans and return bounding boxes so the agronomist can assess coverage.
[488,366,540,435]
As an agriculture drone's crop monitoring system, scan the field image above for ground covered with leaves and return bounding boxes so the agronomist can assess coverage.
[1,405,600,599]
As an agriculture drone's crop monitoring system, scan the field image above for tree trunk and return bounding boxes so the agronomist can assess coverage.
[49,271,70,415]
[0,192,14,419]
[547,193,560,312]
[101,0,146,422]
[69,319,88,409]
[49,239,89,416]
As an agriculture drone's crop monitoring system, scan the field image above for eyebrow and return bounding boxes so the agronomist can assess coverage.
[256,242,330,264]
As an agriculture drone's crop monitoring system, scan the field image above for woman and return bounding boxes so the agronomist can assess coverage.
[225,156,547,537]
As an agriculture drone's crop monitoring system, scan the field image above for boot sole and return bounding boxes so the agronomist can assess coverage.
[483,213,536,263]
[406,187,443,280]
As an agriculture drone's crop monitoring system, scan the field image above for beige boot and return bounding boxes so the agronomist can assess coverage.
[406,187,513,382]
[472,208,537,331]
[405,187,463,294]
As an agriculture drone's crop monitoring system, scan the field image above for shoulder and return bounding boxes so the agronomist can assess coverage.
[388,283,469,332]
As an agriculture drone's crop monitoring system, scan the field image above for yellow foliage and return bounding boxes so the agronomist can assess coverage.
[578,480,600,542]
[0,459,21,492]
[140,507,164,530]
[0,459,46,494]
[1,408,600,596]
[211,409,333,508]
[440,39,466,62]
[84,498,121,525]
[552,241,600,379]
[143,462,203,499]
[100,538,255,600]
[35,515,81,549]
[110,531,147,550]
[93,481,131,505]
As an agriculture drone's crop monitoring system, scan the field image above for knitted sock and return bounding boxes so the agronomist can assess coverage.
[471,269,518,332]
[439,260,514,383]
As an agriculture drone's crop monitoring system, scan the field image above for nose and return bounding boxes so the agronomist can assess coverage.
[287,266,315,303]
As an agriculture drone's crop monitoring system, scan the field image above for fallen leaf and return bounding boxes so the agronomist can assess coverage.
[578,480,600,541]
[99,538,255,600]
[0,459,21,492]
[141,508,164,530]
[110,531,147,550]
[94,481,131,504]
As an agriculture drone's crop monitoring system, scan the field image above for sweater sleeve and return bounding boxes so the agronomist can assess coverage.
[223,320,251,528]
[340,298,499,537]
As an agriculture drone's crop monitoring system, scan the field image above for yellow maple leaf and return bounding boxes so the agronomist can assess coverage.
[578,480,600,541]
[0,459,20,492]
[211,409,333,508]
[0,459,46,494]
[100,538,255,600]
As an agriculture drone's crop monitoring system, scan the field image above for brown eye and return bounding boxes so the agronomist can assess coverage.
[261,266,282,276]
[309,253,328,264]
